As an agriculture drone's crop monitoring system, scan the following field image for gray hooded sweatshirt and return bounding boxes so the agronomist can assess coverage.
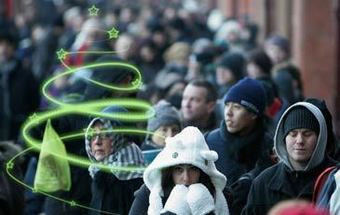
[274,101,328,171]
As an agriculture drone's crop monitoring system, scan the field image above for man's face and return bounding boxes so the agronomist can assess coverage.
[181,85,215,123]
[285,128,318,169]
[224,102,257,135]
[90,121,113,161]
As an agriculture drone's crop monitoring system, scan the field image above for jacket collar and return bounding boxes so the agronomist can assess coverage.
[268,158,335,197]
[268,163,297,197]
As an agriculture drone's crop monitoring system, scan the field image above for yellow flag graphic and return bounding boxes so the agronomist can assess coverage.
[34,120,71,192]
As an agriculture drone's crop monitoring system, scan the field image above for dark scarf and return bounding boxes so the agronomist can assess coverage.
[220,121,265,169]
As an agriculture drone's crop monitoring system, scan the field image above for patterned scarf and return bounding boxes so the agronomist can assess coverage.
[85,118,145,180]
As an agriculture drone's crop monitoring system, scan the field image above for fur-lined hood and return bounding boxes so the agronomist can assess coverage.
[144,126,229,215]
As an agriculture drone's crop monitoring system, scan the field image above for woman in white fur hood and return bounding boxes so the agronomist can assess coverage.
[129,126,230,215]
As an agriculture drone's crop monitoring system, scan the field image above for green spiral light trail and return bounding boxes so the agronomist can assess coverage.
[6,12,162,213]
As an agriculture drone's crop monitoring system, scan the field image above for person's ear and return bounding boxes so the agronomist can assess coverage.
[250,112,258,120]
[206,101,216,114]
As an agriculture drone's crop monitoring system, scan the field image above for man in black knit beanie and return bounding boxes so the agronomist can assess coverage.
[242,100,338,215]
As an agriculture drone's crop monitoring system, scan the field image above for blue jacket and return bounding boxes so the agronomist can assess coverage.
[205,121,273,185]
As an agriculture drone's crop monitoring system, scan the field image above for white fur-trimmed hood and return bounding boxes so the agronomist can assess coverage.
[143,126,229,215]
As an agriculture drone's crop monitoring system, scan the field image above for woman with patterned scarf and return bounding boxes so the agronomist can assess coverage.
[85,106,145,215]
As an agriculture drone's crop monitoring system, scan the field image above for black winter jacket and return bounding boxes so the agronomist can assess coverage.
[241,157,336,215]
[205,121,273,185]
[90,171,143,215]
[0,58,40,141]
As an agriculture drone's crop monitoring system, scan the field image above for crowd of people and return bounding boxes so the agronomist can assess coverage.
[0,0,339,214]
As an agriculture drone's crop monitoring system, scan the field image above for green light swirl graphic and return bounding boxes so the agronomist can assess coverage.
[7,20,162,213]
[6,148,119,214]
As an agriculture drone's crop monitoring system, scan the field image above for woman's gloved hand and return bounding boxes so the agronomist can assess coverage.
[186,183,215,215]
[163,184,191,215]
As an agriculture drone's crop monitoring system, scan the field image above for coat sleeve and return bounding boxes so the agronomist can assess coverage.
[229,174,253,215]
[330,169,340,215]
[129,184,150,215]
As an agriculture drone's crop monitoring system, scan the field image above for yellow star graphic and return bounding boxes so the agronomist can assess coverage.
[88,5,99,16]
[107,27,119,39]
[56,48,68,60]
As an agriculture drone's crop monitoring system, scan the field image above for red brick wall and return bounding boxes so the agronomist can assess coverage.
[292,0,338,127]
[221,0,339,135]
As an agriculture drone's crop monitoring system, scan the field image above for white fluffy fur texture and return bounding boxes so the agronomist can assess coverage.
[163,185,191,215]
[186,184,215,215]
[145,127,230,215]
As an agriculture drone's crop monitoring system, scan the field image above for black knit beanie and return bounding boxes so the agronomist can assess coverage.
[283,106,320,138]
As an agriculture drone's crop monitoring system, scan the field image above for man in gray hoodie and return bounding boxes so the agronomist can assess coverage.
[242,100,337,215]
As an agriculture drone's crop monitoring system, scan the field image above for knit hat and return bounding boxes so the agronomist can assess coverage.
[274,102,328,171]
[147,101,181,133]
[144,126,229,215]
[224,77,266,115]
[217,52,245,81]
[266,35,290,55]
[283,106,320,138]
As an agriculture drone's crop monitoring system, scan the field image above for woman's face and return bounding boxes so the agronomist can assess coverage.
[89,121,113,161]
[172,164,201,186]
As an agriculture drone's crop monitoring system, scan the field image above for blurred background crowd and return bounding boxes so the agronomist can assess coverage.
[0,0,339,214]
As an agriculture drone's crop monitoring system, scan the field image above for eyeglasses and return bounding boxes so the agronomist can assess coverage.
[87,130,112,142]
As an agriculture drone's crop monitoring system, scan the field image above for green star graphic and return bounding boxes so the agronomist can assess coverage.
[29,113,40,125]
[107,27,119,39]
[29,113,37,120]
[56,48,68,60]
[70,201,77,207]
[6,161,14,170]
[88,5,99,16]
[131,79,138,86]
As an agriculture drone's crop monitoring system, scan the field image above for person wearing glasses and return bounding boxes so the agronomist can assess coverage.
[85,106,145,215]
